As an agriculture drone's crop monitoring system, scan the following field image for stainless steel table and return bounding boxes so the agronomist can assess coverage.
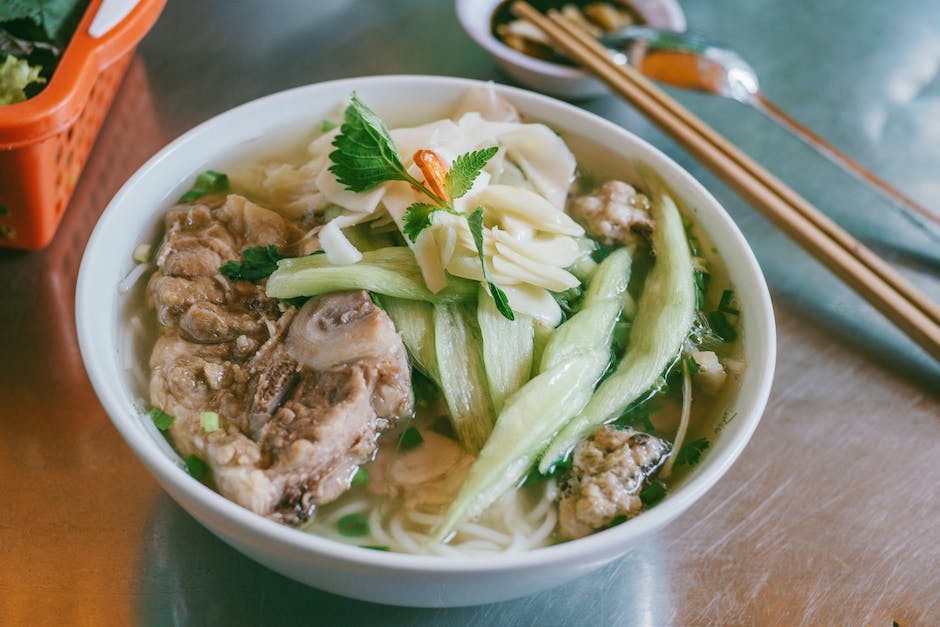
[2,1,938,624]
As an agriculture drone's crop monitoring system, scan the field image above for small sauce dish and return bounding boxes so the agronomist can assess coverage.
[456,0,686,98]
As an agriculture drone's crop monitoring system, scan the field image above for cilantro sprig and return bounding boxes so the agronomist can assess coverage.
[674,437,710,467]
[220,245,285,282]
[328,95,513,319]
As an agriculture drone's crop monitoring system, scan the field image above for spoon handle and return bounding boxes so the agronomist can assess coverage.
[750,92,940,245]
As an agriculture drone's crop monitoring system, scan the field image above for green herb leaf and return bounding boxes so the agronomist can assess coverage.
[185,455,208,480]
[411,369,438,407]
[402,202,439,243]
[351,468,369,488]
[328,94,417,193]
[321,119,338,132]
[590,243,615,263]
[686,355,701,376]
[640,481,666,506]
[614,399,660,433]
[706,310,737,342]
[149,407,174,431]
[445,146,498,200]
[219,245,284,282]
[361,544,390,551]
[0,0,85,43]
[337,513,369,537]
[399,426,424,450]
[468,206,514,321]
[675,437,710,467]
[179,170,229,202]
[0,54,44,104]
[717,289,739,316]
[608,514,628,527]
[524,456,571,486]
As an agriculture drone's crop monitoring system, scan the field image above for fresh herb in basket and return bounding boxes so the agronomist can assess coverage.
[0,0,90,104]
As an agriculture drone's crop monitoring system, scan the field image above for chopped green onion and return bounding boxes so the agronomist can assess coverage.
[200,411,219,433]
[351,468,369,487]
[185,455,208,480]
[398,426,423,450]
[179,170,229,202]
[361,545,389,551]
[717,289,739,316]
[706,310,738,342]
[337,513,370,537]
[149,408,174,431]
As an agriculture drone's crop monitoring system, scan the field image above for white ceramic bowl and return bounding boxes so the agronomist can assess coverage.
[76,75,775,607]
[456,0,686,98]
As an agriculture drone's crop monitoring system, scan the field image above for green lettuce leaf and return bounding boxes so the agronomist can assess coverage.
[0,54,44,104]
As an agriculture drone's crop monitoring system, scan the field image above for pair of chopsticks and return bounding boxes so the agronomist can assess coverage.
[513,2,940,363]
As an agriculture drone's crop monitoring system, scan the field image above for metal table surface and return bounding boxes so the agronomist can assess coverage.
[2,1,939,624]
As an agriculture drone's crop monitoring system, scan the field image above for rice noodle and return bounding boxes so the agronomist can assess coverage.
[303,477,559,556]
[118,262,150,294]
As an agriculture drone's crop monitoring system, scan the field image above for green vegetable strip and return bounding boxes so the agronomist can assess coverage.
[529,321,554,379]
[434,304,495,454]
[539,300,620,373]
[433,350,610,542]
[433,250,633,540]
[539,248,632,374]
[581,246,633,308]
[539,175,696,473]
[477,285,534,413]
[266,247,476,303]
[382,297,440,384]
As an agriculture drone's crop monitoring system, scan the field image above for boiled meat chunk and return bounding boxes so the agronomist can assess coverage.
[558,426,669,539]
[148,195,412,524]
[568,180,654,246]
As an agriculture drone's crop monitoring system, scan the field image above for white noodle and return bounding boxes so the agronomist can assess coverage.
[661,357,693,479]
[118,262,150,294]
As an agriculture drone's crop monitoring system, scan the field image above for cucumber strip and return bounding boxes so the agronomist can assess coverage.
[538,176,697,473]
[266,247,475,302]
[581,247,632,308]
[539,247,632,373]
[530,320,554,378]
[477,286,534,413]
[539,300,620,372]
[434,303,495,454]
[433,349,610,542]
[382,297,439,383]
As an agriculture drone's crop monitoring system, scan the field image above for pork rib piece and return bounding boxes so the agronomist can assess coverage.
[148,195,412,524]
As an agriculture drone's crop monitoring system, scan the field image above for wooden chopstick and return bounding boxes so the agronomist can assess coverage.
[511,1,940,362]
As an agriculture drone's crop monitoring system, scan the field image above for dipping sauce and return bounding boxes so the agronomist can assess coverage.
[491,1,644,66]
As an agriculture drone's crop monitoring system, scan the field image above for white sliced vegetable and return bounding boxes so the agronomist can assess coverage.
[474,185,584,236]
[499,284,562,327]
[319,216,363,265]
[500,125,576,209]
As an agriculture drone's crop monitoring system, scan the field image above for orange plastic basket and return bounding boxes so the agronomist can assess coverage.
[0,0,165,249]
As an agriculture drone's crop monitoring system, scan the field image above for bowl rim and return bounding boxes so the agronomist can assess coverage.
[454,0,687,82]
[76,74,775,576]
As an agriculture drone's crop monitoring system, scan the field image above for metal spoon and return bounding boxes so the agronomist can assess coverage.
[600,26,940,246]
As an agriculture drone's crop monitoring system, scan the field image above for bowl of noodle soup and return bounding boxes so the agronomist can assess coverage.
[76,75,774,606]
